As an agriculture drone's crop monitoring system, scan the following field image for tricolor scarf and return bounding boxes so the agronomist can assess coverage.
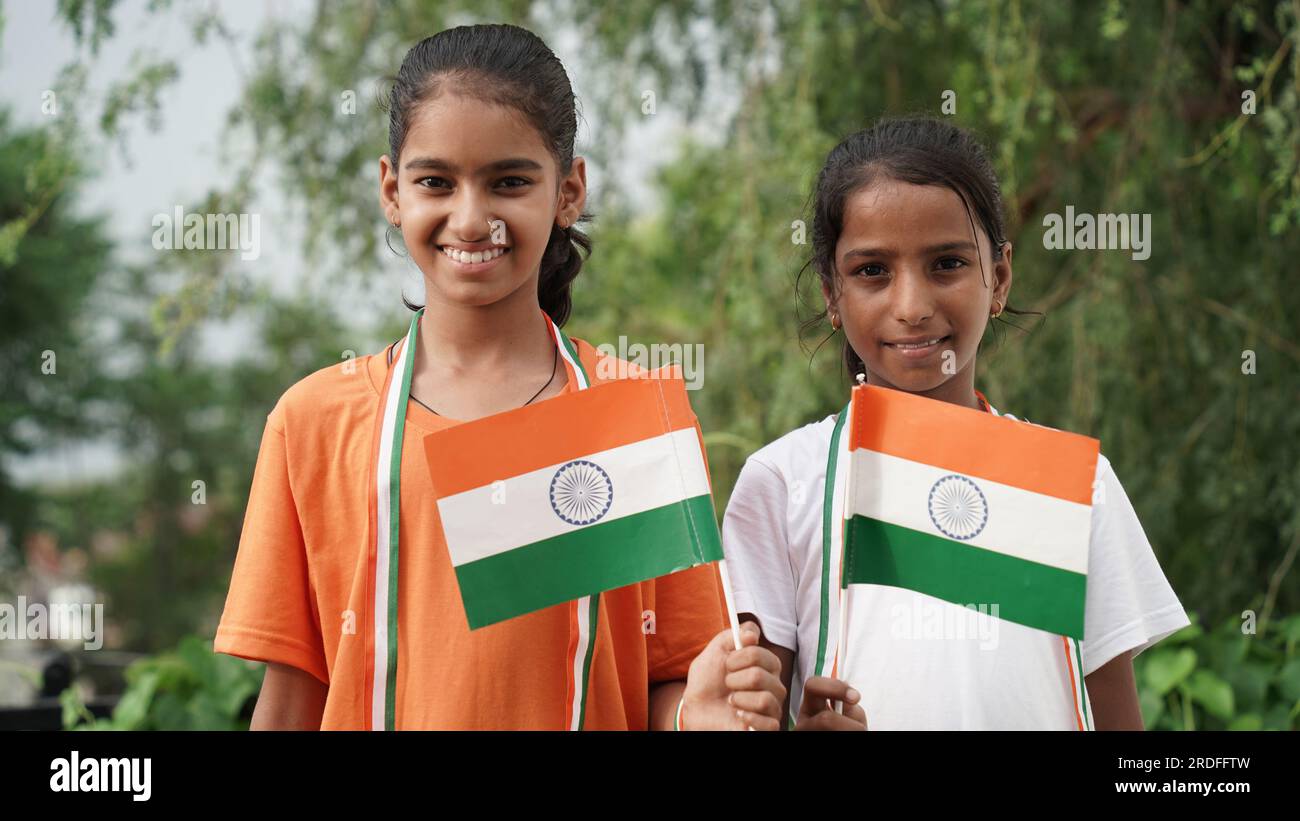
[365,308,598,730]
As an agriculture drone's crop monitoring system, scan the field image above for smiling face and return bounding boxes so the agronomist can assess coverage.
[379,91,586,311]
[825,178,1013,407]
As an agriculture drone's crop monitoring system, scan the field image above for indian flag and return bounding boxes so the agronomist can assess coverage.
[424,374,723,630]
[841,385,1100,639]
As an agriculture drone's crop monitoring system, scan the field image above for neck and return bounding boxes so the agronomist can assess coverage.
[417,289,554,373]
[865,369,983,412]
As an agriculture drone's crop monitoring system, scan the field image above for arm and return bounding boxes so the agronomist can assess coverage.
[744,613,795,725]
[649,621,786,730]
[249,662,328,730]
[1079,457,1188,731]
[649,680,687,730]
[1084,650,1144,730]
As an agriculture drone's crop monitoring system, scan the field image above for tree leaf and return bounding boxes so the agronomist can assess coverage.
[1186,670,1234,720]
[1277,660,1300,703]
[110,668,160,730]
[1226,713,1261,731]
[1144,648,1197,696]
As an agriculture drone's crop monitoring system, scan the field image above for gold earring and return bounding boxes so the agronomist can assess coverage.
[831,313,841,330]
[991,301,1002,318]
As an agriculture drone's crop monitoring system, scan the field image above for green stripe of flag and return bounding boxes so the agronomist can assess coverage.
[454,494,723,629]
[842,515,1086,639]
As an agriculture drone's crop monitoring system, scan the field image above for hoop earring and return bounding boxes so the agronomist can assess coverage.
[385,224,407,258]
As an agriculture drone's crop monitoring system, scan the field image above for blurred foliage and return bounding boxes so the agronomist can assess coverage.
[30,282,356,649]
[60,635,262,730]
[1134,612,1300,730]
[0,108,114,565]
[0,0,1291,729]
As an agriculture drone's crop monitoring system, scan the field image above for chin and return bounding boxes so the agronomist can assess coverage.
[432,276,532,309]
[870,366,953,395]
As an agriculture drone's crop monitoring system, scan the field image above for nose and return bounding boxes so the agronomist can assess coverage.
[445,187,492,242]
[891,268,935,326]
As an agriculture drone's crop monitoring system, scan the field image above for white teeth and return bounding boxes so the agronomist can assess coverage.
[892,338,944,349]
[441,246,507,264]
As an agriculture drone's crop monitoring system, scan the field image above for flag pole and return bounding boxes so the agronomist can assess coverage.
[715,557,755,730]
[833,377,865,716]
[716,557,744,654]
[834,586,850,715]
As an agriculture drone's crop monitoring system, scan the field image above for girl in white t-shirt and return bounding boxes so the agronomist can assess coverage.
[722,117,1189,730]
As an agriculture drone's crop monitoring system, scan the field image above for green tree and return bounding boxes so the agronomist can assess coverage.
[0,106,114,573]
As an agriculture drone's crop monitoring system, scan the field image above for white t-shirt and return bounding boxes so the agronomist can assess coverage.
[722,403,1190,730]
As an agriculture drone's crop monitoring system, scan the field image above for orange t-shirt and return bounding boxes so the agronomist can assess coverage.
[214,332,728,729]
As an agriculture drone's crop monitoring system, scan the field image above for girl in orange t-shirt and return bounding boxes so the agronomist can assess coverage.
[215,23,785,730]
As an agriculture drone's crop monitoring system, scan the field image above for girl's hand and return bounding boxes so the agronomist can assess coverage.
[794,676,867,731]
[681,621,787,730]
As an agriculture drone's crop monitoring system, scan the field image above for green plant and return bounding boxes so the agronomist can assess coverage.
[61,635,263,730]
[1134,612,1300,730]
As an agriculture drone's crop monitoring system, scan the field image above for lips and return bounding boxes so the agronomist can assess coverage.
[438,245,511,265]
[885,335,950,349]
[883,334,952,358]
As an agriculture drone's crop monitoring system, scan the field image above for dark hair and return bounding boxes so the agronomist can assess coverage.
[797,115,1038,381]
[382,24,591,326]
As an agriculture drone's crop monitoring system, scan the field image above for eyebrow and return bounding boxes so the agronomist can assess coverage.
[402,157,545,174]
[841,240,978,262]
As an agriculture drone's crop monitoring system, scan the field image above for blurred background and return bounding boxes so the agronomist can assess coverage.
[0,0,1296,730]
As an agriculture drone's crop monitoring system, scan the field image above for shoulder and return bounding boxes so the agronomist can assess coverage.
[1095,451,1116,481]
[736,414,839,494]
[752,414,838,465]
[1089,452,1133,519]
[267,349,383,437]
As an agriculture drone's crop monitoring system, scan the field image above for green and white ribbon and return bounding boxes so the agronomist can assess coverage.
[370,308,596,730]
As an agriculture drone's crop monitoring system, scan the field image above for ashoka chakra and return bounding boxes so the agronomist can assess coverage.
[927,474,988,541]
[549,460,614,526]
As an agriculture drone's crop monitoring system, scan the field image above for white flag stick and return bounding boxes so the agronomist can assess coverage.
[834,585,851,714]
[716,557,744,653]
[715,556,756,730]
[833,384,861,716]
